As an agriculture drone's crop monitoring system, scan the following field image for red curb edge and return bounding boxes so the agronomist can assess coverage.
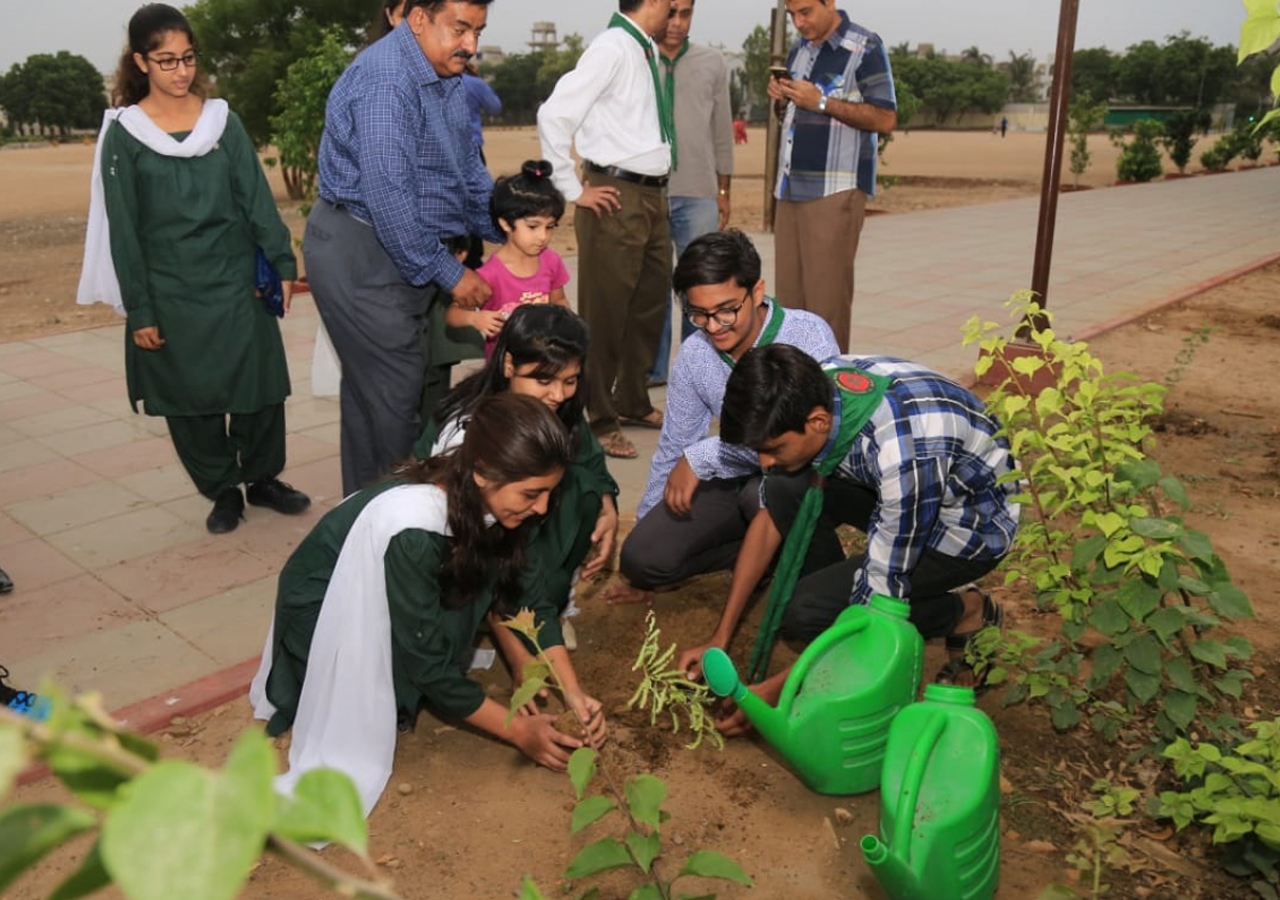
[1072,251,1280,344]
[15,657,260,787]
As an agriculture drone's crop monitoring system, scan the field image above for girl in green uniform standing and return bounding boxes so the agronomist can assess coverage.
[414,304,620,655]
[90,4,309,534]
[250,393,606,815]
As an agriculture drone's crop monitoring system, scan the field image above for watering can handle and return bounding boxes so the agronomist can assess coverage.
[777,611,870,710]
[888,714,947,859]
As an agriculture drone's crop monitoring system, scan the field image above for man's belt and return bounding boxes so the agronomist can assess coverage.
[585,161,669,189]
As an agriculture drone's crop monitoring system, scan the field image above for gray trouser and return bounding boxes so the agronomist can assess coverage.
[304,199,432,496]
[619,477,761,590]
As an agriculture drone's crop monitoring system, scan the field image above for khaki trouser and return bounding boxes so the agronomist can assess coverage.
[774,189,868,353]
[574,173,670,433]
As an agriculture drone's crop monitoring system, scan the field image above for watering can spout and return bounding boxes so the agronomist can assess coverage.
[860,834,923,900]
[700,648,791,749]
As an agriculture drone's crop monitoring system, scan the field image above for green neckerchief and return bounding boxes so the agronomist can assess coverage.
[717,298,785,369]
[659,39,688,170]
[609,12,677,169]
[746,365,892,683]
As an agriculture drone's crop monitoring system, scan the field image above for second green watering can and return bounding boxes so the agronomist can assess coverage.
[702,594,924,795]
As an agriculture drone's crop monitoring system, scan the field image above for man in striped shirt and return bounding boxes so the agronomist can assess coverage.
[679,345,1020,733]
[769,1,896,352]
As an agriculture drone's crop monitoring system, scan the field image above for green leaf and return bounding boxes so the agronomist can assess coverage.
[1240,9,1280,62]
[0,804,96,893]
[565,838,633,879]
[1130,517,1181,540]
[1158,476,1191,511]
[100,731,276,900]
[1165,658,1199,694]
[1115,460,1161,490]
[1207,583,1254,620]
[519,876,548,900]
[626,831,661,874]
[1125,634,1164,675]
[1214,676,1245,699]
[1051,703,1082,731]
[1114,580,1162,622]
[48,840,111,900]
[571,796,617,835]
[568,748,597,801]
[1124,668,1161,705]
[1088,599,1130,638]
[273,769,368,855]
[1147,607,1186,641]
[508,678,548,721]
[626,885,662,900]
[1071,534,1107,572]
[1094,512,1125,538]
[1190,640,1228,670]
[46,744,132,812]
[1225,636,1253,659]
[625,775,668,832]
[0,725,26,801]
[1090,644,1124,686]
[1164,690,1198,732]
[678,849,754,885]
[1178,529,1215,563]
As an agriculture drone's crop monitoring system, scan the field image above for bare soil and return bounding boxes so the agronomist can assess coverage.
[5,130,1279,900]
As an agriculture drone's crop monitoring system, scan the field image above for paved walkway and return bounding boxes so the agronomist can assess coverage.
[0,167,1276,715]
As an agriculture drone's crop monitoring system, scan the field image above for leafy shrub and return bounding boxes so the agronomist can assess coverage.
[1200,147,1230,171]
[1161,111,1199,174]
[1114,119,1165,182]
[1067,95,1107,187]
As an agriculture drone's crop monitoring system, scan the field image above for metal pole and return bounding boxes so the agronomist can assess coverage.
[763,1,788,231]
[1023,0,1080,336]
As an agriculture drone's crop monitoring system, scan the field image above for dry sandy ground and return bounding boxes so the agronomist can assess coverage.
[0,128,1266,340]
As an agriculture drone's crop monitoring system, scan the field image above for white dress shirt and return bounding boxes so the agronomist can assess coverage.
[537,24,672,202]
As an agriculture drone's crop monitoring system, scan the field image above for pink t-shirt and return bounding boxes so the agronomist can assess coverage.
[476,250,571,358]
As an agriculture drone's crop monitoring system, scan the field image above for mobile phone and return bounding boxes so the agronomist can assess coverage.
[769,66,791,81]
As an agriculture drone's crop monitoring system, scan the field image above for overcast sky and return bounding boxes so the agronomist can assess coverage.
[0,0,1244,76]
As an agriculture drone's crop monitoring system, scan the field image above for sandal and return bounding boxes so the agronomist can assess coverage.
[935,586,1004,694]
[619,409,664,430]
[598,429,638,459]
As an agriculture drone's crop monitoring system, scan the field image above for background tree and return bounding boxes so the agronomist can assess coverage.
[0,52,105,137]
[534,34,584,106]
[1067,94,1107,187]
[487,52,549,125]
[1069,47,1116,102]
[1006,51,1038,103]
[960,45,991,67]
[729,69,745,118]
[184,0,372,149]
[894,56,1009,125]
[269,26,352,203]
[1160,109,1199,173]
[741,23,772,117]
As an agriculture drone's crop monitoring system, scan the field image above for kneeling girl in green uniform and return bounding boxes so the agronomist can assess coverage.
[415,304,620,659]
[250,393,606,815]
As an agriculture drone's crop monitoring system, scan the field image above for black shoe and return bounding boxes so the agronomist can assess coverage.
[246,478,311,515]
[0,567,11,594]
[206,487,245,534]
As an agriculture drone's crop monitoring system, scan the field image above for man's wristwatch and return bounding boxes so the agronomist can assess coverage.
[817,94,829,114]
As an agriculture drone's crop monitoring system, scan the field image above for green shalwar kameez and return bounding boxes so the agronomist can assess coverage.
[262,479,566,736]
[102,109,298,497]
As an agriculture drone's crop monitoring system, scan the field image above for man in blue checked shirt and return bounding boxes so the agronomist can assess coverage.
[304,0,503,496]
[605,231,838,605]
[768,0,896,353]
[678,344,1020,735]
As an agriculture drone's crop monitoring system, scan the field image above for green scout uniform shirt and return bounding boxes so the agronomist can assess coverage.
[101,111,297,416]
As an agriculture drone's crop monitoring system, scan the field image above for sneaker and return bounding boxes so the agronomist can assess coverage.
[0,665,50,721]
[206,486,245,534]
[246,478,311,515]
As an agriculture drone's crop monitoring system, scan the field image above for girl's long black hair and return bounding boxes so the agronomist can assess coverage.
[111,4,209,108]
[395,392,571,610]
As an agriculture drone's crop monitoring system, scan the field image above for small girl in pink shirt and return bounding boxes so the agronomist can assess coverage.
[447,159,570,358]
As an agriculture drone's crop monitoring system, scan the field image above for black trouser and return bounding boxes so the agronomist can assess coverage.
[764,472,1001,643]
[166,403,285,499]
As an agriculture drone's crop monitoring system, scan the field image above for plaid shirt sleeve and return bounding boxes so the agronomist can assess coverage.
[856,34,897,112]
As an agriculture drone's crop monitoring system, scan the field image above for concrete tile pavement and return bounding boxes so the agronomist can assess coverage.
[0,167,1276,719]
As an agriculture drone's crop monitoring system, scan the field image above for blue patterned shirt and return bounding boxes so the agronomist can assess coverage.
[317,25,501,289]
[775,12,896,201]
[638,301,839,517]
[769,356,1021,606]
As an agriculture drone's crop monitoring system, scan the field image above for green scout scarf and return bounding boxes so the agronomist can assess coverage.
[717,299,786,369]
[746,366,892,684]
[609,12,678,169]
[659,39,689,170]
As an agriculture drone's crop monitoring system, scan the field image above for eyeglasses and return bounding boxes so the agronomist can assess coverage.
[684,291,751,330]
[147,52,199,71]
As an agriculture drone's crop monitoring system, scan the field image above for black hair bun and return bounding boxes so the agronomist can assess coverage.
[522,159,554,180]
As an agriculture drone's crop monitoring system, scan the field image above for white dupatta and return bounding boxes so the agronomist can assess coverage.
[75,98,230,316]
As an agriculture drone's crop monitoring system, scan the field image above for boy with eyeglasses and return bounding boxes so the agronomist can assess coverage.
[605,230,838,605]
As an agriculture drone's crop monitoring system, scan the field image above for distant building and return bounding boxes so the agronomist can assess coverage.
[528,21,559,53]
[476,45,505,70]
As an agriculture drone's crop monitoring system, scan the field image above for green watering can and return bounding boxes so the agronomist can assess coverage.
[702,594,923,795]
[861,684,1001,900]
